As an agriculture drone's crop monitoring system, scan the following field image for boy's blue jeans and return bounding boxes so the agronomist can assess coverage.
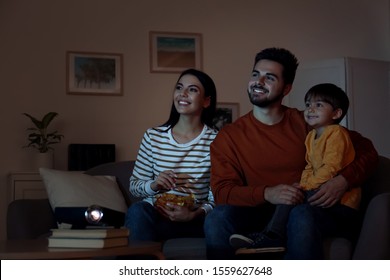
[265,189,318,239]
[204,202,358,259]
[125,201,205,241]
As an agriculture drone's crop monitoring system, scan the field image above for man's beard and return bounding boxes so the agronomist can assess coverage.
[247,86,284,108]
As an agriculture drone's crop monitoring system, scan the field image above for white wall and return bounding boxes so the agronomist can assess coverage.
[0,0,389,240]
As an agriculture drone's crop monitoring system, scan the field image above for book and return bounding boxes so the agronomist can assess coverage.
[50,228,130,239]
[48,236,128,249]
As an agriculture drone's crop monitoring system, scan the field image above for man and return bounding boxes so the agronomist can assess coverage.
[204,47,378,259]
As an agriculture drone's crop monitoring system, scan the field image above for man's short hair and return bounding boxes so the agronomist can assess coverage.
[254,47,299,85]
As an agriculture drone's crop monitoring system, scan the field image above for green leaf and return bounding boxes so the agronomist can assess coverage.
[22,112,63,152]
[41,112,59,128]
[22,113,43,130]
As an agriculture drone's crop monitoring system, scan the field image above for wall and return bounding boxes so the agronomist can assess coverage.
[0,0,389,241]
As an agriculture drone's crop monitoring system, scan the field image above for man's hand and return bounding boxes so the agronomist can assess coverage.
[308,175,348,207]
[264,183,304,205]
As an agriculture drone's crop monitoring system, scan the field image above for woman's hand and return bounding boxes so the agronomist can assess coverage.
[156,203,199,222]
[151,170,177,192]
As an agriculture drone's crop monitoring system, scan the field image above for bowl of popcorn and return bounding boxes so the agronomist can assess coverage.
[154,193,195,208]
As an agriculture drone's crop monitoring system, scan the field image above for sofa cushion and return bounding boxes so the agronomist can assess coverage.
[84,160,137,206]
[39,168,127,214]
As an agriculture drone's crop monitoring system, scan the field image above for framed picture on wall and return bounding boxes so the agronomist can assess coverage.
[213,102,240,130]
[66,51,123,96]
[149,31,203,73]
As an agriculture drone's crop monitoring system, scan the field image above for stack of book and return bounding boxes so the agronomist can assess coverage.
[48,228,130,249]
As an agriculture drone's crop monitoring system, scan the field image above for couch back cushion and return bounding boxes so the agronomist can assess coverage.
[85,160,139,206]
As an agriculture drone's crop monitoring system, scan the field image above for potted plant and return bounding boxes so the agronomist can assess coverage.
[23,112,64,168]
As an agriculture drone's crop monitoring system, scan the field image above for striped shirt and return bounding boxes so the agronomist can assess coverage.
[130,124,218,214]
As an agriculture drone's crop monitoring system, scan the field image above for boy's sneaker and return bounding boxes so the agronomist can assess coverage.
[229,232,263,250]
[235,233,286,254]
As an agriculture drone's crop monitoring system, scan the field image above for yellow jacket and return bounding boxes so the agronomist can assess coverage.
[300,125,360,209]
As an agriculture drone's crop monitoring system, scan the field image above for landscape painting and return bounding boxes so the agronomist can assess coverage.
[66,51,123,96]
[150,31,202,73]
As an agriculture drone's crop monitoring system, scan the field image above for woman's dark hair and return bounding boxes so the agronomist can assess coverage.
[304,83,349,124]
[162,68,217,128]
[254,47,299,85]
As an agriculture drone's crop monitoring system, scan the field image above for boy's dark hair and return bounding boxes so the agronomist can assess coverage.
[304,83,349,124]
[254,47,299,85]
[162,68,217,129]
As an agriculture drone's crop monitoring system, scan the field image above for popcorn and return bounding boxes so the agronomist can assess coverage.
[154,193,195,208]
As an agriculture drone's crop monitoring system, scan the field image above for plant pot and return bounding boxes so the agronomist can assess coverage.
[35,152,54,169]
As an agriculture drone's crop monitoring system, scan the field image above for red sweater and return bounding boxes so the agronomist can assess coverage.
[210,107,378,206]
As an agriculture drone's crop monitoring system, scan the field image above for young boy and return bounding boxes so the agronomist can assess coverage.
[230,83,359,254]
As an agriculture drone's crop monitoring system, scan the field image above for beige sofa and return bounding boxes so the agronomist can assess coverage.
[7,156,390,259]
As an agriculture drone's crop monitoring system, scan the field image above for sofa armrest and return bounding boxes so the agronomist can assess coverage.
[353,193,390,259]
[7,199,57,240]
[323,237,353,260]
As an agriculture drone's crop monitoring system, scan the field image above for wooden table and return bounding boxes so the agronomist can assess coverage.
[0,239,164,260]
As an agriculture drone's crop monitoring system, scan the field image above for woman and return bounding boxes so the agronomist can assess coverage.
[125,69,218,241]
